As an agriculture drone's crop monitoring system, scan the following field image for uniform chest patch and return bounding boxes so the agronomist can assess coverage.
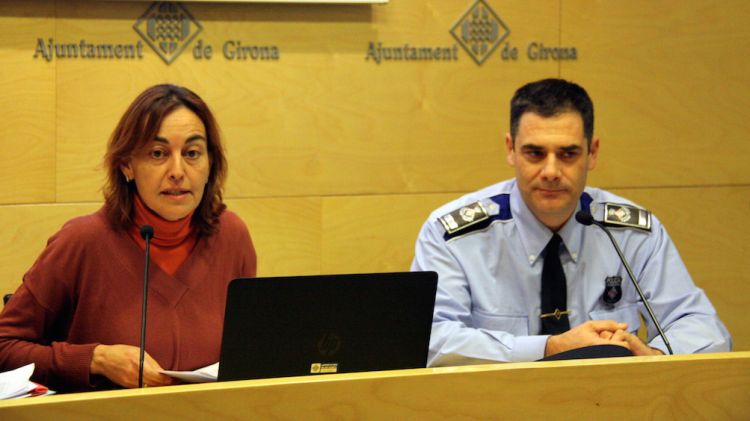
[603,276,623,305]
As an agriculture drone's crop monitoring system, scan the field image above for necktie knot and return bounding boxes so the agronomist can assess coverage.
[545,233,562,255]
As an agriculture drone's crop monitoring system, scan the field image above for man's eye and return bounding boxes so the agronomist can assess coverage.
[525,150,543,158]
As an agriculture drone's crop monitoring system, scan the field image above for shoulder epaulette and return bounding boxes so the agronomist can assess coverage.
[602,202,651,231]
[439,194,513,240]
[438,201,489,235]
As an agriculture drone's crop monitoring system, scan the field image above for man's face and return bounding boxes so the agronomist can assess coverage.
[506,111,599,231]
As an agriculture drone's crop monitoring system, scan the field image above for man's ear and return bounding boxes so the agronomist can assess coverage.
[588,136,600,171]
[505,133,516,167]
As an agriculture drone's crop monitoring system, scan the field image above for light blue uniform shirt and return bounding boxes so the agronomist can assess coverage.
[411,179,731,366]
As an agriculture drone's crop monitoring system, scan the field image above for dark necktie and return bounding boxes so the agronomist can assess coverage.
[540,233,571,334]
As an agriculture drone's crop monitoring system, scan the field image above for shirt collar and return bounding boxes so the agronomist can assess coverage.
[510,181,584,266]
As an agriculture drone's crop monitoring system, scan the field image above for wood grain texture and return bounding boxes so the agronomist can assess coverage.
[321,193,457,274]
[561,0,750,188]
[0,1,57,204]
[1,352,748,419]
[0,202,101,296]
[51,0,558,201]
[226,197,322,277]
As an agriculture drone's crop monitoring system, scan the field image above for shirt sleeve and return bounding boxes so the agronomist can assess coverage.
[411,219,548,366]
[634,219,732,354]
[0,228,99,391]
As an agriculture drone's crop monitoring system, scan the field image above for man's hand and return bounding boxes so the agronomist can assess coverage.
[544,320,631,357]
[90,344,174,388]
[598,330,665,356]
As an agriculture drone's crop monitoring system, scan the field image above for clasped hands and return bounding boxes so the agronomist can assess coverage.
[544,320,665,358]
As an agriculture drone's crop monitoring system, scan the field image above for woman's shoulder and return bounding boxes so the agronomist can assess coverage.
[50,208,116,247]
[25,208,120,285]
[212,209,253,245]
[217,209,249,231]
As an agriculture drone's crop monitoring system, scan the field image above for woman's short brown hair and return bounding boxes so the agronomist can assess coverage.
[103,84,227,236]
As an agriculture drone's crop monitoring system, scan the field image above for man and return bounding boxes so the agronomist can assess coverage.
[411,78,731,365]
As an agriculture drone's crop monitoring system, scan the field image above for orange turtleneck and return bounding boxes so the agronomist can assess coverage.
[128,194,198,275]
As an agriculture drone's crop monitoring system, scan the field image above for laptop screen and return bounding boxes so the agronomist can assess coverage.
[217,271,437,381]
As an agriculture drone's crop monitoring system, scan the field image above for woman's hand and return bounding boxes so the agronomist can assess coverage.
[90,344,174,388]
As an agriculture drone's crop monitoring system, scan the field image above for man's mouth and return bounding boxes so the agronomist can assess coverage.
[536,187,567,196]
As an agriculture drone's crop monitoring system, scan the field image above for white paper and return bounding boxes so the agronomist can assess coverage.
[0,363,37,400]
[161,362,218,383]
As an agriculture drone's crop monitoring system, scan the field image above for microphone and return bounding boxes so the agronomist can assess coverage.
[575,211,673,355]
[139,224,154,388]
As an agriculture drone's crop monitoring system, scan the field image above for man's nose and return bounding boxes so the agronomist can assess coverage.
[540,154,561,180]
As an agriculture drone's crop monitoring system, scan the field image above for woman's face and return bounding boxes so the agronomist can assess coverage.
[121,106,211,221]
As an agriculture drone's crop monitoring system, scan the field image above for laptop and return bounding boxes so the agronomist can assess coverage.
[217,271,438,381]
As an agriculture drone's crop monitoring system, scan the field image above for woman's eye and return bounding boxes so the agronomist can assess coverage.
[185,149,202,159]
[150,150,165,159]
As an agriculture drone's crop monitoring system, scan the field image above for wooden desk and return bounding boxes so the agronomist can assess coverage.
[1,352,748,420]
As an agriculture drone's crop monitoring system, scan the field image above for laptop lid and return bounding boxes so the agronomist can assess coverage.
[217,271,437,381]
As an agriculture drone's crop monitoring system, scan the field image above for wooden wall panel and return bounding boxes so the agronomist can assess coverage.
[321,193,456,274]
[0,203,101,295]
[51,0,559,202]
[561,0,750,188]
[226,197,322,277]
[0,1,57,204]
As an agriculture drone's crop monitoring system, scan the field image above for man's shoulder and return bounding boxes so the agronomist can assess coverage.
[429,180,513,220]
[584,187,655,232]
[425,180,515,238]
[584,187,640,207]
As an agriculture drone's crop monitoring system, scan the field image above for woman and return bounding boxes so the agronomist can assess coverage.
[0,84,257,392]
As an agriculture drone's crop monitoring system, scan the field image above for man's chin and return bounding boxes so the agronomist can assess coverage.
[529,199,576,218]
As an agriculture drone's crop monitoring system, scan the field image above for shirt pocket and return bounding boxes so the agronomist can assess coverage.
[589,305,641,334]
[471,308,529,336]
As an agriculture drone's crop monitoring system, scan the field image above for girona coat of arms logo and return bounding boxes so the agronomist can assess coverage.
[450,0,510,65]
[133,2,202,64]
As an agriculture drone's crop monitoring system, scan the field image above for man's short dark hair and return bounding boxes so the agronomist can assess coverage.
[510,78,594,149]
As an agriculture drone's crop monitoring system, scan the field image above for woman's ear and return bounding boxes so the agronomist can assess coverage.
[121,162,134,182]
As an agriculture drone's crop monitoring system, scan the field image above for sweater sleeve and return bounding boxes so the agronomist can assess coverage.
[0,218,100,392]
